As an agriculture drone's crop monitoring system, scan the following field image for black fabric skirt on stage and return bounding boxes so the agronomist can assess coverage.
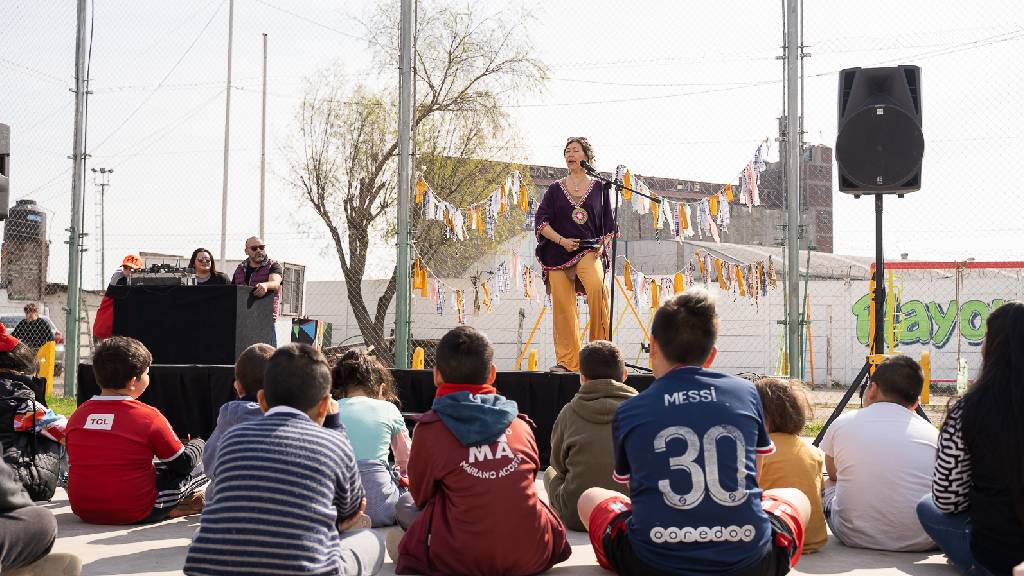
[77,366,655,468]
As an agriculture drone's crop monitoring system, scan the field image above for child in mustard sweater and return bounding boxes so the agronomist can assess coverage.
[754,377,828,552]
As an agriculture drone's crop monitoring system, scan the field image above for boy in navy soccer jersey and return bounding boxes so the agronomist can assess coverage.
[578,289,811,576]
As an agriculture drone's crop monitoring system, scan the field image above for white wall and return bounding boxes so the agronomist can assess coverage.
[306,266,1023,385]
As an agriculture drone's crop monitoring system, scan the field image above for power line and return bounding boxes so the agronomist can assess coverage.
[109,88,227,169]
[0,57,67,85]
[253,0,368,42]
[88,0,227,154]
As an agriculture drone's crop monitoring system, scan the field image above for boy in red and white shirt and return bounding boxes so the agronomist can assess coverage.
[66,337,207,524]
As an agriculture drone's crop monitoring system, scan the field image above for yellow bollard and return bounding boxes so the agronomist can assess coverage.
[411,347,425,370]
[527,349,538,372]
[35,341,56,397]
[919,350,931,404]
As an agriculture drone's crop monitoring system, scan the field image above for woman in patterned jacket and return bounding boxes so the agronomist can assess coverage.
[917,302,1024,575]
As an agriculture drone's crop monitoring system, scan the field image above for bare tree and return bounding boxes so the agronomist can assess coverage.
[292,1,546,362]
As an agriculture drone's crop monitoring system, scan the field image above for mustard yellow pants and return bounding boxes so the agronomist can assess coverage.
[548,251,609,372]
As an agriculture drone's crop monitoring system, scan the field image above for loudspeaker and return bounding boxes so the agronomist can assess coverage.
[0,123,9,220]
[836,66,923,194]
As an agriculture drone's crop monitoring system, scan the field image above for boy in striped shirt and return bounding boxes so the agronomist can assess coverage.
[185,344,383,576]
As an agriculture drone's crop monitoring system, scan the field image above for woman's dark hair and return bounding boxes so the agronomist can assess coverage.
[961,301,1024,523]
[331,349,401,406]
[0,342,38,375]
[188,247,218,276]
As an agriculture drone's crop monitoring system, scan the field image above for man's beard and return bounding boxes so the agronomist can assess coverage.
[251,253,268,265]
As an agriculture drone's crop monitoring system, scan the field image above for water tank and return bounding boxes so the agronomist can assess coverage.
[4,199,46,242]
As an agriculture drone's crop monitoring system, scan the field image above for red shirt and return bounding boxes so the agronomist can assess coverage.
[66,396,184,524]
[396,412,571,575]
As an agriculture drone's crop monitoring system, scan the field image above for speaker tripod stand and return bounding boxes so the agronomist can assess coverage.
[812,195,930,447]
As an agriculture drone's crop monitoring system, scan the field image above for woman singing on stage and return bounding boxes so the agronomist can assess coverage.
[535,137,616,372]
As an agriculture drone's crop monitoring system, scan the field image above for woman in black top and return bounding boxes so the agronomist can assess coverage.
[918,302,1024,575]
[189,248,229,285]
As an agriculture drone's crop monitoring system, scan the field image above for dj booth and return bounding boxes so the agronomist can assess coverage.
[107,285,274,364]
[79,284,656,466]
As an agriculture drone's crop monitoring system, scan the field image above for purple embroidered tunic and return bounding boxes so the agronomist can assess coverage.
[534,179,617,272]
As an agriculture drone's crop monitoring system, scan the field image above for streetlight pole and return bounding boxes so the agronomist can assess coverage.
[66,0,89,397]
[394,0,415,368]
[90,167,112,288]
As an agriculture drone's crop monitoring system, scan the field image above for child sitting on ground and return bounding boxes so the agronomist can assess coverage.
[65,337,207,524]
[545,340,637,531]
[202,343,275,484]
[820,354,937,552]
[579,289,810,576]
[391,325,571,575]
[185,344,383,576]
[0,324,67,502]
[332,349,411,527]
[754,377,828,553]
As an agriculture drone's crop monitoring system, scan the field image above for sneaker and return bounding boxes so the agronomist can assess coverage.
[169,490,206,518]
[385,526,404,562]
[6,552,82,576]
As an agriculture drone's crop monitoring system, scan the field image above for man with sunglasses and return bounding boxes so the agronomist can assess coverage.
[232,237,284,345]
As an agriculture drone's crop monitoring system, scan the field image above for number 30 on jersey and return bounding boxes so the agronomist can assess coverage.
[654,425,749,510]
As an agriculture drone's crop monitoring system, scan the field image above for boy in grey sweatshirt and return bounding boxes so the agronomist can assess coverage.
[544,340,637,530]
[202,344,274,478]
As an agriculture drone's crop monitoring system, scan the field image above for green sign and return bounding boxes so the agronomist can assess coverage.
[851,294,1008,348]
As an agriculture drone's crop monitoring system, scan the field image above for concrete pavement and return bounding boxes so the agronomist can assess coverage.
[45,484,956,576]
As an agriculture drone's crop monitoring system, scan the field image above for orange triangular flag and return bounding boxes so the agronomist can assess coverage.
[724,184,734,202]
[519,182,529,212]
[415,177,427,205]
[456,289,464,324]
[736,267,746,297]
[622,170,633,201]
[673,271,685,294]
[409,258,421,289]
[678,203,688,230]
[715,259,726,289]
[624,260,633,291]
[650,279,660,310]
[709,194,718,217]
[651,197,660,230]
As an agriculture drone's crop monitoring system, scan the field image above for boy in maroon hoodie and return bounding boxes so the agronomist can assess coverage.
[391,326,571,575]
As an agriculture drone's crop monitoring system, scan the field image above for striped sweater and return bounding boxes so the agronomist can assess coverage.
[184,409,364,576]
[931,399,970,513]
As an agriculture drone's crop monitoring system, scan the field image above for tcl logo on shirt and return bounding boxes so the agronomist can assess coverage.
[84,414,115,430]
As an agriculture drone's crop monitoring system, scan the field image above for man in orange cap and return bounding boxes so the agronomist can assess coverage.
[93,254,145,341]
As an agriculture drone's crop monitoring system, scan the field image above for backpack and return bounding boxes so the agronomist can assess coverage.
[0,377,61,502]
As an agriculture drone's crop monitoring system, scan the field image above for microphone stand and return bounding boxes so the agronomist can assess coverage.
[581,164,657,347]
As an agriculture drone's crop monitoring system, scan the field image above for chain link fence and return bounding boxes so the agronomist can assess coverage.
[3,1,1022,391]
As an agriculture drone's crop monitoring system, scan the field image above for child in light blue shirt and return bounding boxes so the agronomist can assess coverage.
[332,350,411,527]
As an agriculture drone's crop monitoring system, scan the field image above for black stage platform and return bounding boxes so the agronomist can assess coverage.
[77,365,655,467]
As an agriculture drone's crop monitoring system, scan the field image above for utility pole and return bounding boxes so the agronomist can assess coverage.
[90,167,112,288]
[784,0,803,380]
[65,0,89,397]
[394,0,415,368]
[259,33,268,239]
[219,0,235,261]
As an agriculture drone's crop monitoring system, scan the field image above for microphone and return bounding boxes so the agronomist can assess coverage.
[579,159,597,175]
